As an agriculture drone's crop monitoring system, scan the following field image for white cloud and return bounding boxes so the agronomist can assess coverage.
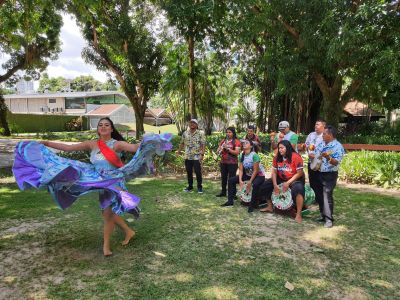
[1,13,110,90]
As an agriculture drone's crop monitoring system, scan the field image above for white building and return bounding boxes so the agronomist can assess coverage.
[86,104,135,129]
[3,91,129,115]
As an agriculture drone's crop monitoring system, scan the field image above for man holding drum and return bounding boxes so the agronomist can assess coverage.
[314,125,345,228]
[305,119,326,219]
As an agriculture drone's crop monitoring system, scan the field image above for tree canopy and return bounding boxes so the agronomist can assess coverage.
[67,0,163,138]
[0,0,62,135]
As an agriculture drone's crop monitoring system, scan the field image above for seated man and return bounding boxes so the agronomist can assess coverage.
[260,140,305,223]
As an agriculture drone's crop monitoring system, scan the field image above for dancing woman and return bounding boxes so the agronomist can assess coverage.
[12,117,171,256]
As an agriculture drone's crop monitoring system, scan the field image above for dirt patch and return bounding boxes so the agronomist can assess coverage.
[0,218,58,237]
[338,181,400,198]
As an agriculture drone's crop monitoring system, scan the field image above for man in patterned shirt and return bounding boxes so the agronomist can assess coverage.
[305,119,326,217]
[176,119,206,193]
[314,125,345,228]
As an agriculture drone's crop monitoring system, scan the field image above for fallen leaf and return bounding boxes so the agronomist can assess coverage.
[154,251,166,257]
[285,281,295,291]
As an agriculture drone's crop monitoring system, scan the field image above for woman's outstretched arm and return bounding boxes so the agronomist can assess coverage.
[114,141,139,153]
[41,140,93,152]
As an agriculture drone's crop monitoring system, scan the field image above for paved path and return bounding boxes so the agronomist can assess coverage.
[0,139,78,168]
[0,139,20,168]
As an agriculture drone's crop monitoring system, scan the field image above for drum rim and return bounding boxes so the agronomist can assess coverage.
[239,180,252,203]
[271,183,293,210]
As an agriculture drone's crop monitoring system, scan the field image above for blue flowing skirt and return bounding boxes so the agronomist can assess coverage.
[12,133,172,216]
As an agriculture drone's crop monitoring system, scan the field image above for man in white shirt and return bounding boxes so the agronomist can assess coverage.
[305,119,326,221]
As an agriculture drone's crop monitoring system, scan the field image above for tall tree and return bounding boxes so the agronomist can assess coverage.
[0,0,62,135]
[68,0,163,138]
[262,0,400,126]
[159,41,189,135]
[158,0,225,119]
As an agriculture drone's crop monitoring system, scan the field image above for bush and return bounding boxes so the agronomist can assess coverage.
[338,120,400,145]
[7,112,88,133]
[340,151,400,188]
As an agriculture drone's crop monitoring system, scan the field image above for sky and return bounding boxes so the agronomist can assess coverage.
[1,13,109,90]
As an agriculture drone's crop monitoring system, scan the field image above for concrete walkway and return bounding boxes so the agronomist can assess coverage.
[0,139,20,168]
[0,139,78,168]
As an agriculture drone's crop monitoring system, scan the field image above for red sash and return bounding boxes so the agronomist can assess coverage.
[97,139,124,168]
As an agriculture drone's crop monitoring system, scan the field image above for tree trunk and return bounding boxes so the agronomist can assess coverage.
[314,73,343,127]
[126,92,145,139]
[0,94,11,136]
[188,35,196,119]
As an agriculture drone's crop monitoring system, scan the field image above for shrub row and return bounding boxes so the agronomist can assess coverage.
[54,132,400,189]
[7,113,88,133]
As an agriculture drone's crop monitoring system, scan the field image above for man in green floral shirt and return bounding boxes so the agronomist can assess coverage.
[176,119,206,193]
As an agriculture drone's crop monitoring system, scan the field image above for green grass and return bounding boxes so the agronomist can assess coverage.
[0,177,399,299]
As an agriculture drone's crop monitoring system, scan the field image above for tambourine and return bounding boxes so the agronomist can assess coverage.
[238,181,252,203]
[304,184,316,206]
[310,157,322,171]
[271,184,293,210]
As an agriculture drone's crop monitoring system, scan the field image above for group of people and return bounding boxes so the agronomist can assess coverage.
[12,116,343,257]
[178,119,344,228]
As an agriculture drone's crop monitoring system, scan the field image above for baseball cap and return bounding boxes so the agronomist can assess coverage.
[190,119,198,125]
[278,121,290,130]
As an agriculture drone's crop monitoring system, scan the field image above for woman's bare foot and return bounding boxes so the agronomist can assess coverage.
[103,247,113,257]
[122,229,135,246]
[295,214,302,224]
[260,206,273,213]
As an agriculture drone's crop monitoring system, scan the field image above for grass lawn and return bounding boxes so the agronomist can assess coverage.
[0,176,399,299]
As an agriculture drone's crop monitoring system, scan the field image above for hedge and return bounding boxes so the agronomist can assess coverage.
[7,113,88,133]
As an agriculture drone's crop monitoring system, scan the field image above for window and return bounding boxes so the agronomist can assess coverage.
[65,97,85,109]
[48,98,56,104]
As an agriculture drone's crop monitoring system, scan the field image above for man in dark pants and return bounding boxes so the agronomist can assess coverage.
[314,125,344,228]
[305,119,326,219]
[176,119,206,193]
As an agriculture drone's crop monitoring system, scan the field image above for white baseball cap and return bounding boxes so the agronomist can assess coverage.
[278,121,290,130]
[190,119,198,125]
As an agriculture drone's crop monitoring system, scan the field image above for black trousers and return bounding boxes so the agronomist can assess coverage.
[185,159,202,189]
[317,171,338,222]
[228,174,265,208]
[308,165,323,213]
[260,178,305,205]
[220,163,238,195]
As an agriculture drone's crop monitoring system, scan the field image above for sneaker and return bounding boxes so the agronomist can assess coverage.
[183,187,193,193]
[221,201,233,207]
[324,220,333,228]
[197,188,203,194]
[248,206,254,213]
[216,193,226,197]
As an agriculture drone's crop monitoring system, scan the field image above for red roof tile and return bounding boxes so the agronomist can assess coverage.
[86,104,123,116]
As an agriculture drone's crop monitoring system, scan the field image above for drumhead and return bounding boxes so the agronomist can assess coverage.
[304,184,316,206]
[271,184,293,210]
[239,181,252,203]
